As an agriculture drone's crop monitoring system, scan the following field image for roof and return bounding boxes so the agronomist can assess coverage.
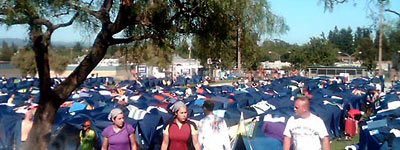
[306,66,367,69]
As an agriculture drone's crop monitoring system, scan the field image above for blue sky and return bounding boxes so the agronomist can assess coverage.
[0,0,399,45]
[268,0,400,44]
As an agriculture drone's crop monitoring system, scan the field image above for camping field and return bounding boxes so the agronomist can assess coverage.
[331,133,359,150]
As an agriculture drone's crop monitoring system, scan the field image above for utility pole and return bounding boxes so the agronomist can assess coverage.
[378,0,384,75]
[237,22,242,73]
[188,46,191,59]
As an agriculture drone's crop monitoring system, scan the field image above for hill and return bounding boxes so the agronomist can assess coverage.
[0,38,89,48]
[0,38,27,47]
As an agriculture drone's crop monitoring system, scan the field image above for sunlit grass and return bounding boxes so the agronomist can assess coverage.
[331,133,359,150]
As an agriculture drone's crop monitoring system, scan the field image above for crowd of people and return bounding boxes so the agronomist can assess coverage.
[74,96,332,150]
[74,100,231,150]
[1,72,399,150]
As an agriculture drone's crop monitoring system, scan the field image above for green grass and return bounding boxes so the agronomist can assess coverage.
[210,80,234,85]
[330,133,359,150]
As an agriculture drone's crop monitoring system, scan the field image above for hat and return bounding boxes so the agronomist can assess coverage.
[108,108,123,120]
[171,101,186,113]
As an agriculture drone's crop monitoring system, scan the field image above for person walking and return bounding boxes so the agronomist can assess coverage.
[102,108,138,150]
[198,100,231,150]
[79,120,97,150]
[283,97,330,150]
[392,74,398,87]
[185,83,193,98]
[161,101,201,150]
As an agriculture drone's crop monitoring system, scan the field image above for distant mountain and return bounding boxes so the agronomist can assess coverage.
[52,41,81,47]
[0,38,89,48]
[0,38,28,47]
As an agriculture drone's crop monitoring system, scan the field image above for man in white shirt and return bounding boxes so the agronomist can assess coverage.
[283,97,330,150]
[198,100,231,150]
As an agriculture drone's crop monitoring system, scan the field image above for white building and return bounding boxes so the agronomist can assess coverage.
[171,55,203,77]
[261,61,291,69]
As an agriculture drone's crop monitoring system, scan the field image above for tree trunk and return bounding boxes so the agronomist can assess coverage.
[24,29,111,150]
[23,1,132,149]
[24,91,62,150]
[24,24,63,149]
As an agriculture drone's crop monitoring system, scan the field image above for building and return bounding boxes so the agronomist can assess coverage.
[171,55,203,77]
[306,66,368,79]
[261,61,291,69]
[335,56,362,67]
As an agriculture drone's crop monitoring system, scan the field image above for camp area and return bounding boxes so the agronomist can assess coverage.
[1,74,400,150]
[1,1,400,150]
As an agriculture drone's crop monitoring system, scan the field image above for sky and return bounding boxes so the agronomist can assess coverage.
[0,0,399,45]
[268,0,400,44]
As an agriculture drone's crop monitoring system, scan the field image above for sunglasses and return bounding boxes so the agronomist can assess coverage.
[82,125,91,127]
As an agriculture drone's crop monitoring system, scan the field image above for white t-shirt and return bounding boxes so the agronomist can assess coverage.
[283,113,329,150]
[198,114,231,150]
[185,88,193,97]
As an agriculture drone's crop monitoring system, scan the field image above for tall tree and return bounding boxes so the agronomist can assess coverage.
[11,47,71,77]
[191,33,236,70]
[322,0,396,74]
[192,0,288,70]
[327,26,340,48]
[240,30,261,70]
[288,36,338,68]
[1,1,259,148]
[374,30,391,60]
[339,27,354,54]
[10,42,18,52]
[0,41,13,61]
[354,27,372,47]
[117,41,173,71]
[260,39,292,61]
[175,39,190,59]
[72,42,83,52]
[328,26,354,55]
[356,37,377,70]
[387,20,400,70]
[11,48,37,75]
[49,51,70,75]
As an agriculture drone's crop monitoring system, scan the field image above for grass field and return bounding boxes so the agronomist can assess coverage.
[330,133,359,150]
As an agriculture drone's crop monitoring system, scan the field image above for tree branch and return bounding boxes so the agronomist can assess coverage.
[54,30,110,100]
[167,0,206,33]
[33,18,54,29]
[102,0,113,13]
[0,3,12,14]
[334,0,347,3]
[54,12,79,30]
[53,10,70,18]
[0,5,29,25]
[108,0,134,34]
[385,9,400,17]
[69,2,103,22]
[110,34,156,45]
[174,0,185,9]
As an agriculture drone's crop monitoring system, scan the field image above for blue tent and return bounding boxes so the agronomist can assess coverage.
[0,105,23,150]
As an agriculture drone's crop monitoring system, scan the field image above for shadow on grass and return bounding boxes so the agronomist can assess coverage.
[331,133,359,150]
